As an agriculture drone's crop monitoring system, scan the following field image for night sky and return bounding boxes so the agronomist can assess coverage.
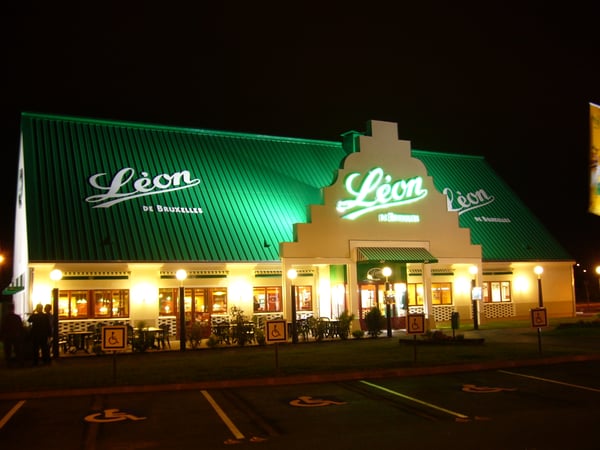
[2,2,600,284]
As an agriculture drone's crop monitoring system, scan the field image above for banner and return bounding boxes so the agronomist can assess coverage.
[590,103,600,216]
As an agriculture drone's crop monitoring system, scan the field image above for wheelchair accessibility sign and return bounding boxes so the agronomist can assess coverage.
[85,408,146,423]
[530,307,548,328]
[101,325,127,351]
[406,314,426,334]
[266,320,287,342]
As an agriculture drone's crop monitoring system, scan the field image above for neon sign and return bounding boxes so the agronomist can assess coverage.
[336,167,427,220]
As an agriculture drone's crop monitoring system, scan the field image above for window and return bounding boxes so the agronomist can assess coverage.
[405,283,453,306]
[296,286,312,311]
[483,281,511,302]
[93,290,129,318]
[159,287,227,319]
[253,287,282,312]
[57,289,129,319]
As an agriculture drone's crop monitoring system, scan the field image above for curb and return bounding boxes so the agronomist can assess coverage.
[3,353,600,400]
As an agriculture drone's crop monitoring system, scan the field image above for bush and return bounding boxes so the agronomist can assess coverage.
[365,307,384,338]
[337,310,355,340]
[206,334,219,348]
[352,329,364,339]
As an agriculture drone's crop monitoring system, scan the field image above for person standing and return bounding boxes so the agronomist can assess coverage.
[0,302,24,367]
[28,303,52,365]
[43,303,56,356]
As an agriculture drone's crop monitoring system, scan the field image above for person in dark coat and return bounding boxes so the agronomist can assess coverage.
[1,302,24,367]
[28,303,52,365]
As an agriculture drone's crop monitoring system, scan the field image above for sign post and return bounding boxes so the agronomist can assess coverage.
[101,325,127,383]
[406,313,426,362]
[266,320,287,373]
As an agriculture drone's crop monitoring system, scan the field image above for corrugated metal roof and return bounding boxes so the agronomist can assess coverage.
[357,248,438,263]
[20,113,572,263]
[21,113,344,262]
[414,150,572,261]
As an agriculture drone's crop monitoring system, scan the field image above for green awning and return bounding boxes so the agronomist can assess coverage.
[2,286,24,295]
[357,248,438,263]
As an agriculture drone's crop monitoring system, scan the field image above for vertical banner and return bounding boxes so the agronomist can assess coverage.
[590,103,600,216]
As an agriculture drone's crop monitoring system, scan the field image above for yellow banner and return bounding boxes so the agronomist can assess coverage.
[590,103,600,215]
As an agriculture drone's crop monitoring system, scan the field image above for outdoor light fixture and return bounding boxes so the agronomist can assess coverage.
[50,269,63,359]
[469,266,479,330]
[287,268,298,344]
[533,265,544,353]
[382,267,393,337]
[176,269,187,352]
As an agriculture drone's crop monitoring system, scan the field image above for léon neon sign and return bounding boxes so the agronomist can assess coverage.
[336,167,427,220]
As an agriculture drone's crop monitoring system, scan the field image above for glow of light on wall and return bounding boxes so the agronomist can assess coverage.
[228,279,252,307]
[31,283,52,307]
[513,276,530,293]
[131,282,157,305]
[455,276,472,295]
[332,284,345,305]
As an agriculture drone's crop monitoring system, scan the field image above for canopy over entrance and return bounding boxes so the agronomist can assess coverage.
[357,247,438,263]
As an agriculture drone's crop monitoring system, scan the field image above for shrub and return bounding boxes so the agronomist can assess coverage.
[337,310,355,340]
[365,307,384,338]
[206,334,219,348]
[352,329,364,339]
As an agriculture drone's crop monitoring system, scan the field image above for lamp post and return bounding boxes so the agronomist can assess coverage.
[287,269,298,344]
[469,266,479,330]
[382,267,393,337]
[595,266,600,301]
[534,265,544,307]
[176,269,187,352]
[534,265,544,353]
[50,269,63,359]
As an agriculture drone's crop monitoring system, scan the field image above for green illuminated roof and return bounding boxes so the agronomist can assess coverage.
[414,151,572,261]
[19,113,571,263]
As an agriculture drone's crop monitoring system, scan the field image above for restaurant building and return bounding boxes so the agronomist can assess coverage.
[5,113,575,339]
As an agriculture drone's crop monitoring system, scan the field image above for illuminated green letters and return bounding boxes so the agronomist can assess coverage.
[336,167,427,220]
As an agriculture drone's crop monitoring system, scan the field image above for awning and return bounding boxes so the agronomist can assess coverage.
[357,247,438,263]
[2,286,24,295]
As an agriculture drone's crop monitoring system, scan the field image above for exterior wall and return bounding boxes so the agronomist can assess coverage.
[11,119,577,334]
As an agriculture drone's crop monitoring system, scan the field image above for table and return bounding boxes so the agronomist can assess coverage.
[133,327,164,351]
[66,331,93,353]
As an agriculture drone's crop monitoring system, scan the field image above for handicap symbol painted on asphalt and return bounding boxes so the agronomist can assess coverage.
[462,384,518,393]
[84,408,147,423]
[289,396,347,407]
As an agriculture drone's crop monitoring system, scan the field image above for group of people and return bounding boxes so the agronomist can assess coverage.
[0,302,54,367]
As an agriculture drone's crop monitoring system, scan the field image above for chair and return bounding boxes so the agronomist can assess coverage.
[158,324,171,349]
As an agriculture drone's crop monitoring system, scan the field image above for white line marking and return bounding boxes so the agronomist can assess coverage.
[499,370,600,393]
[201,390,245,440]
[0,400,26,429]
[359,380,470,419]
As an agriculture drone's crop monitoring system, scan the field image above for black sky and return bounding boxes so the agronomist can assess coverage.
[2,2,600,278]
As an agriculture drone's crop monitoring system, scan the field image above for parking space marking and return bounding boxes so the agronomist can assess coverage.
[0,400,25,429]
[499,370,600,393]
[359,380,470,419]
[201,390,245,440]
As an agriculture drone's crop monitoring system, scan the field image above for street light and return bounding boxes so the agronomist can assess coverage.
[176,269,187,352]
[287,268,298,344]
[533,265,544,353]
[382,267,393,337]
[595,266,600,301]
[50,269,63,359]
[469,266,479,330]
[534,265,544,307]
